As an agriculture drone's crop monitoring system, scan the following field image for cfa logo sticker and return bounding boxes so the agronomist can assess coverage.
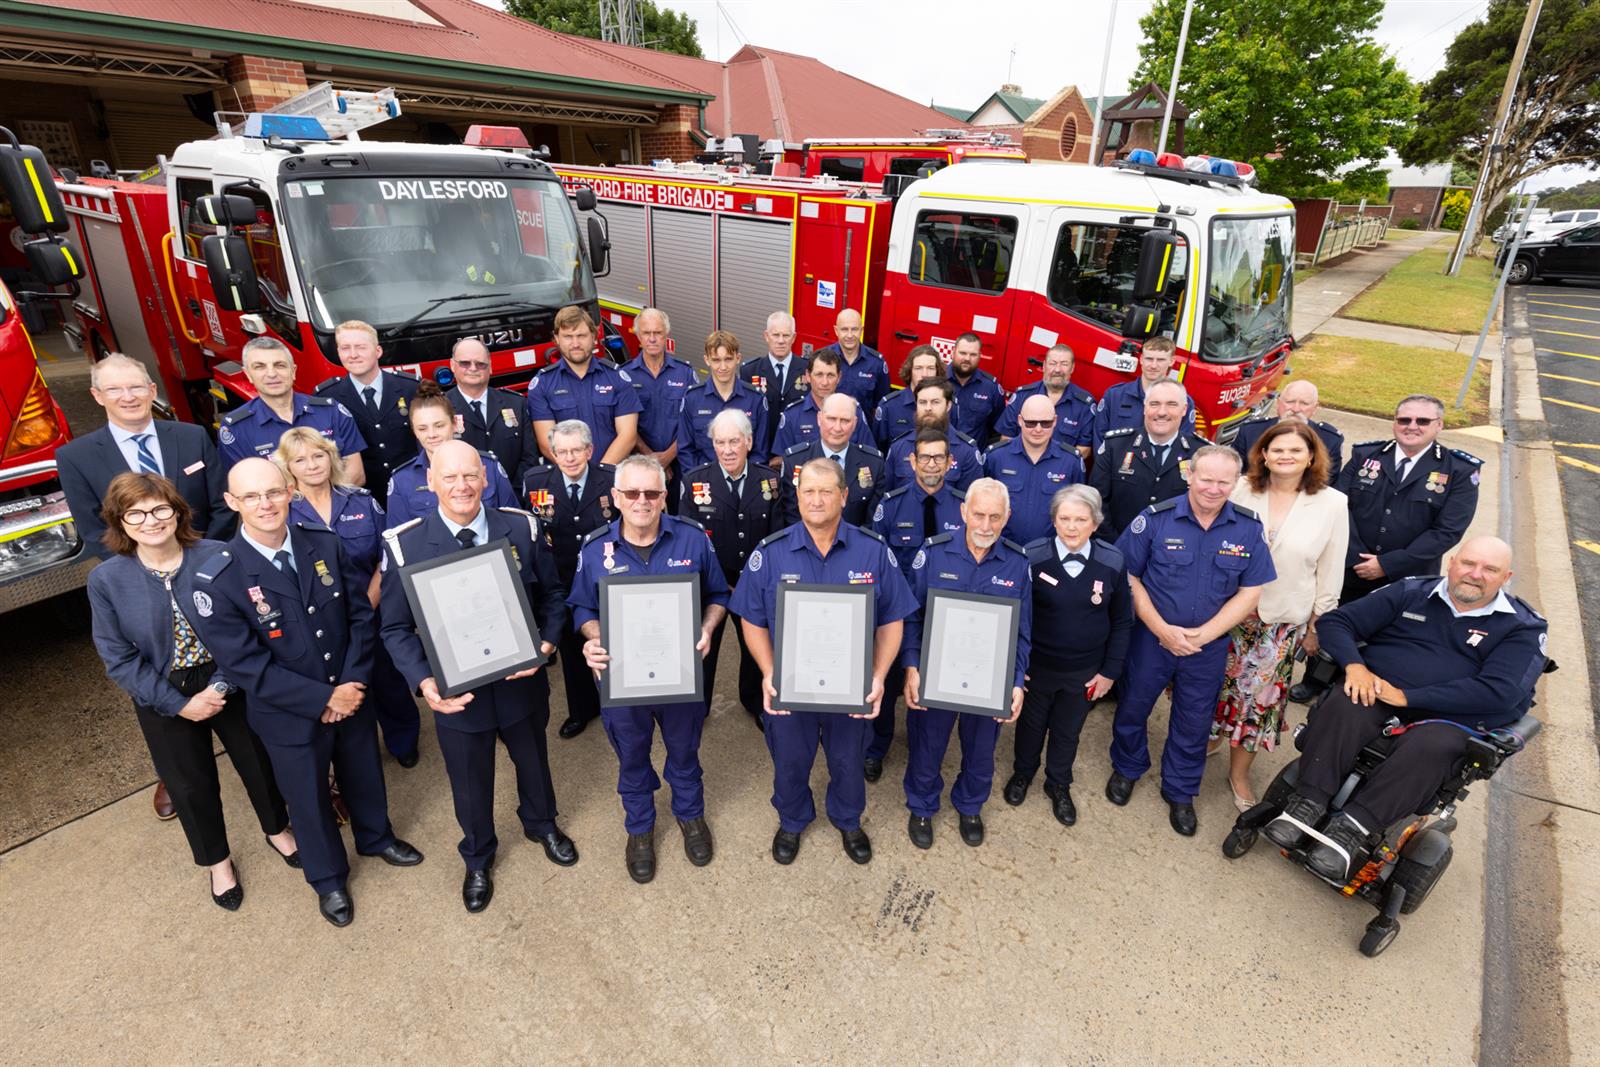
[191,591,213,618]
[748,549,762,572]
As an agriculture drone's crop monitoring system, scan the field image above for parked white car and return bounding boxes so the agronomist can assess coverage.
[1514,208,1600,244]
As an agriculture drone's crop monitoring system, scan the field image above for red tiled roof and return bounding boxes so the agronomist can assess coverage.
[23,0,705,97]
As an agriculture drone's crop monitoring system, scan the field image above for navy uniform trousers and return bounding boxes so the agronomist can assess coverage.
[904,709,998,817]
[1110,627,1232,803]
[764,712,871,833]
[599,703,708,833]
[267,713,395,894]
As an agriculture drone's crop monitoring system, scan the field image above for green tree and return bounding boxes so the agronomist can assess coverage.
[1401,0,1600,249]
[1134,0,1416,197]
[1536,177,1600,211]
[504,0,703,58]
[1440,189,1472,230]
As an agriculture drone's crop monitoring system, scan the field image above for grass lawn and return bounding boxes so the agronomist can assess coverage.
[1292,334,1490,428]
[1343,246,1496,334]
[1381,227,1428,241]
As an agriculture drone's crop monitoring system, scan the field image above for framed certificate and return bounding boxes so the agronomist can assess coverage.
[920,589,1019,716]
[597,574,704,707]
[399,539,544,697]
[773,583,875,713]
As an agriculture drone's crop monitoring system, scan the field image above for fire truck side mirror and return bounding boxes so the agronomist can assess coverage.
[22,236,84,285]
[586,216,610,277]
[201,234,262,312]
[195,194,259,228]
[1133,229,1182,302]
[0,135,71,236]
[1120,305,1161,340]
[574,186,598,212]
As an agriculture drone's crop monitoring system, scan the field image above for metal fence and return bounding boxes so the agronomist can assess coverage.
[1306,212,1389,266]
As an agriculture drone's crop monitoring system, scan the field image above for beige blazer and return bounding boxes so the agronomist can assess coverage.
[1229,482,1349,625]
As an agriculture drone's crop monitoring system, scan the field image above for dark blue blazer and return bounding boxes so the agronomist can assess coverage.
[88,540,234,716]
[448,385,536,484]
[315,371,421,505]
[379,506,567,733]
[58,421,233,558]
[188,523,374,746]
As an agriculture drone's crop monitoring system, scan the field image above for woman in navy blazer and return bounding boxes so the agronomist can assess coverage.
[87,472,299,910]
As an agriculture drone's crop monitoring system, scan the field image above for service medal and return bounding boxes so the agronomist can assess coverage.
[1178,458,1190,482]
[1091,579,1103,605]
[453,413,466,435]
[857,467,872,488]
[600,495,614,517]
[396,397,407,415]
[1119,452,1134,474]
[314,559,334,587]
[761,479,773,500]
[501,408,517,427]
[603,541,616,570]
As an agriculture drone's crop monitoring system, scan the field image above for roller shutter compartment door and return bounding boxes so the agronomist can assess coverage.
[649,208,714,364]
[100,100,211,171]
[591,201,649,312]
[717,215,793,342]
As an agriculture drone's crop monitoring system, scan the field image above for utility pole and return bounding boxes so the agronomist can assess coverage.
[599,0,643,46]
[1157,0,1196,157]
[1445,0,1544,276]
[1087,0,1119,166]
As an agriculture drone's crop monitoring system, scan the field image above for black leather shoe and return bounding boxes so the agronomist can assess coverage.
[959,813,985,846]
[462,868,493,913]
[863,757,883,783]
[626,831,656,884]
[1306,812,1371,883]
[1288,681,1321,704]
[679,817,713,867]
[1042,783,1077,827]
[840,827,872,865]
[529,828,579,867]
[1105,771,1136,806]
[772,828,801,865]
[264,834,302,869]
[1002,772,1029,807]
[210,870,243,911]
[1167,800,1198,837]
[367,839,424,867]
[395,749,420,768]
[1264,793,1327,851]
[318,888,353,927]
[907,814,933,849]
[558,716,589,739]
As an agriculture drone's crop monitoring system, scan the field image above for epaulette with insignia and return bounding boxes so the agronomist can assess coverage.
[306,395,334,407]
[194,549,234,582]
[498,506,534,516]
[926,532,954,546]
[1309,418,1339,434]
[1001,537,1027,555]
[856,526,887,543]
[1149,499,1179,513]
[750,460,779,476]
[757,529,788,548]
[383,518,423,538]
[673,514,708,533]
[582,525,614,546]
[347,486,371,496]
[598,462,616,471]
[1230,503,1260,521]
[856,444,882,458]
[293,519,333,533]
[881,485,909,500]
[954,429,978,447]
[784,442,811,456]
[951,488,966,500]
[1352,439,1390,450]
[782,395,807,410]
[220,407,249,425]
[1103,427,1137,438]
[1450,448,1483,467]
[314,378,340,394]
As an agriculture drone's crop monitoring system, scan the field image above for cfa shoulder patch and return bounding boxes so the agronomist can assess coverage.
[1129,513,1148,535]
[190,590,214,617]
[872,502,885,523]
[748,548,763,572]
[912,548,926,570]
[616,368,633,383]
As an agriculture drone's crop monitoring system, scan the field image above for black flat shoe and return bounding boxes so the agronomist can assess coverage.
[210,871,243,911]
[395,749,420,768]
[1002,772,1029,807]
[529,828,579,867]
[863,757,883,783]
[318,888,353,927]
[840,828,872,865]
[772,828,801,865]
[626,831,656,884]
[958,813,985,847]
[1167,800,1198,837]
[462,868,494,913]
[558,716,589,739]
[264,834,301,869]
[1043,783,1077,827]
[1105,771,1136,807]
[367,839,424,867]
[907,814,933,850]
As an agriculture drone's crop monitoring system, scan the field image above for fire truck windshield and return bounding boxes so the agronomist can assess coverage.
[1201,215,1293,364]
[280,176,593,330]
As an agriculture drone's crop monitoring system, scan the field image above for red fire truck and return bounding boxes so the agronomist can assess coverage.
[556,153,1296,440]
[780,132,1027,184]
[54,86,609,428]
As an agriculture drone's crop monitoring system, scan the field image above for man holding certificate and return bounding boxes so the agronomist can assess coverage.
[730,458,917,867]
[570,456,730,885]
[380,441,575,914]
[900,478,1032,848]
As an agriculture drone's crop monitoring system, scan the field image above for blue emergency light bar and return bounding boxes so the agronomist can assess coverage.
[243,113,332,141]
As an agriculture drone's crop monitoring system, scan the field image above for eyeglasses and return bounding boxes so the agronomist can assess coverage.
[122,504,176,525]
[615,488,665,502]
[1394,416,1437,427]
[1020,418,1055,429]
[454,360,491,370]
[233,488,290,508]
[913,453,950,465]
[552,447,590,460]
[96,385,152,399]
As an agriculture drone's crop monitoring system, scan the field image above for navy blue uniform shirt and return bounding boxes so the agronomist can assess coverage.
[676,376,771,472]
[816,343,891,415]
[983,438,1086,545]
[739,354,810,454]
[290,486,385,575]
[883,426,985,495]
[873,388,963,451]
[949,369,1008,444]
[385,449,516,530]
[623,353,697,453]
[1114,496,1276,630]
[526,358,644,459]
[729,521,917,639]
[771,393,876,456]
[871,483,965,578]
[522,462,616,586]
[995,380,1097,450]
[1091,377,1198,448]
[567,514,731,634]
[217,393,366,469]
[903,532,1033,690]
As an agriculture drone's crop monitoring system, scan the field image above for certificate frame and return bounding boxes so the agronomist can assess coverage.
[399,539,544,697]
[919,588,1020,717]
[773,583,875,714]
[597,573,704,708]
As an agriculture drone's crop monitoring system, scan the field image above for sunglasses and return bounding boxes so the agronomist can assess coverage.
[615,488,665,502]
[1394,417,1437,427]
[1020,418,1055,429]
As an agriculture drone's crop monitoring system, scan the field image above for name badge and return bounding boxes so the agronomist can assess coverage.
[1402,611,1427,622]
[183,460,205,475]
[1039,571,1059,586]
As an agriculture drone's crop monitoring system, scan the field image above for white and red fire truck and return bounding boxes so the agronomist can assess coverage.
[779,132,1027,183]
[556,153,1296,440]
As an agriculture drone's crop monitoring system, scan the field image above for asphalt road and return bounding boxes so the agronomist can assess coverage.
[1520,279,1600,737]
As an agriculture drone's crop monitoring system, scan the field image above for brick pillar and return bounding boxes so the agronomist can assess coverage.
[224,54,310,112]
[639,104,699,161]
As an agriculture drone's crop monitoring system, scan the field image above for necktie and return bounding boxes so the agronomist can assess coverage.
[1061,550,1086,578]
[1157,446,1170,469]
[456,529,477,549]
[830,451,844,466]
[363,386,379,418]
[730,475,744,499]
[1397,457,1413,482]
[132,433,160,475]
[772,361,786,394]
[568,482,581,510]
[471,399,485,425]
[922,493,939,539]
[273,549,296,575]
[1062,552,1087,565]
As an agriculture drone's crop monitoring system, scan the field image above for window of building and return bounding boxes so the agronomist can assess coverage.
[909,210,1018,293]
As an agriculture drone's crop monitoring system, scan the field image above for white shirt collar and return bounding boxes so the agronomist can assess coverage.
[722,463,748,483]
[438,505,491,544]
[1429,578,1514,618]
[1055,537,1092,561]
[563,470,586,493]
[351,370,382,403]
[240,526,294,566]
[1147,431,1178,448]
[108,420,157,445]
